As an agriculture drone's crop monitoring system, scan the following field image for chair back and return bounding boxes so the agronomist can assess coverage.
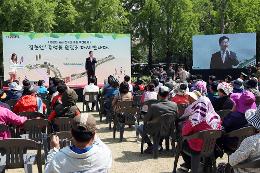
[142,99,158,112]
[133,95,142,107]
[189,130,222,157]
[177,103,189,117]
[216,109,231,119]
[159,112,177,137]
[0,138,42,172]
[225,126,256,149]
[115,101,133,112]
[54,131,73,148]
[0,124,9,133]
[255,96,260,106]
[120,107,140,125]
[19,112,46,119]
[54,117,73,131]
[234,156,260,168]
[84,92,99,102]
[5,99,18,111]
[23,119,49,141]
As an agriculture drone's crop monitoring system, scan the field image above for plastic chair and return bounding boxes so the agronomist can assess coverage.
[224,126,256,159]
[216,109,231,119]
[19,112,46,119]
[82,92,99,112]
[5,99,18,111]
[99,96,105,122]
[233,156,260,168]
[22,119,49,161]
[54,117,73,131]
[0,138,42,173]
[142,112,177,159]
[113,101,137,141]
[133,95,142,107]
[255,96,260,106]
[173,130,222,173]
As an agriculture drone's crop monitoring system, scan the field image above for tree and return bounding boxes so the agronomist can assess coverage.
[53,0,79,32]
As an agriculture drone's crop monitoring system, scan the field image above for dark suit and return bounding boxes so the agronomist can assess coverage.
[85,57,97,84]
[210,51,239,69]
[144,100,178,136]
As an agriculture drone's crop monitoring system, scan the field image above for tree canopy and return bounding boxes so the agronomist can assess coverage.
[0,0,259,71]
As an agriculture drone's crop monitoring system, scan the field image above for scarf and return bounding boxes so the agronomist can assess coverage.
[184,96,221,129]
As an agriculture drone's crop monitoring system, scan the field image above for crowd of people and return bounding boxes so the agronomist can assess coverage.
[1,63,260,172]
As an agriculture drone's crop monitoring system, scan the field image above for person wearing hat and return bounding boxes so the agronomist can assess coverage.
[244,79,260,97]
[13,84,46,114]
[48,88,80,122]
[232,79,244,93]
[229,109,260,173]
[212,82,234,111]
[178,91,221,173]
[45,114,112,173]
[223,90,256,133]
[137,86,178,154]
[5,82,22,101]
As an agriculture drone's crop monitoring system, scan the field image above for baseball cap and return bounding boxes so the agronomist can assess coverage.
[72,114,97,134]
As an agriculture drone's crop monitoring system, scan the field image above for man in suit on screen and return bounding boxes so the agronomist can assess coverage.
[210,36,239,69]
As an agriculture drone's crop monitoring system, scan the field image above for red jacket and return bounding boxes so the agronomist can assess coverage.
[51,94,62,110]
[13,95,46,114]
[182,120,212,152]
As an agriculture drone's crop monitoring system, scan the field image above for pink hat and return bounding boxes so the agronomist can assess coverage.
[230,90,256,114]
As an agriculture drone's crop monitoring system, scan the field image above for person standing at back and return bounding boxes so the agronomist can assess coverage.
[85,51,97,84]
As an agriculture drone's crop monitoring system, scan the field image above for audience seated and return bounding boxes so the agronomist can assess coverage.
[141,83,157,102]
[223,90,256,133]
[13,85,46,114]
[83,77,100,111]
[137,86,178,153]
[178,90,221,173]
[207,81,219,103]
[48,88,80,122]
[244,79,260,97]
[124,75,133,92]
[232,79,244,93]
[45,114,112,173]
[212,82,233,111]
[229,109,260,173]
[171,83,189,105]
[219,91,256,152]
[50,84,67,110]
[0,106,27,139]
[112,82,132,108]
[37,80,48,95]
[5,82,22,101]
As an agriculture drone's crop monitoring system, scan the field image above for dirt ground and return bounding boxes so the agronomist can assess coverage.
[6,103,228,173]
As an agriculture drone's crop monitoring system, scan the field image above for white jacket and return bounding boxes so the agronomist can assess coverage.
[45,137,112,173]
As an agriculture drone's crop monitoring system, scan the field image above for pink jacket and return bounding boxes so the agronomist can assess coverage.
[0,107,27,139]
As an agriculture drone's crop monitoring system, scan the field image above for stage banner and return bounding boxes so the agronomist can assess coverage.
[192,33,256,69]
[2,32,131,85]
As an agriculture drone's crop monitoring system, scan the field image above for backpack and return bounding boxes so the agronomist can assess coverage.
[216,163,234,173]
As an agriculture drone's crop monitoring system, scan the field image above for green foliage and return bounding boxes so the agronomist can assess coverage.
[0,0,259,73]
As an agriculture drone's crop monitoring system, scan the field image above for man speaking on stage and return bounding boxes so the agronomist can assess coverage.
[210,36,239,69]
[85,51,97,84]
